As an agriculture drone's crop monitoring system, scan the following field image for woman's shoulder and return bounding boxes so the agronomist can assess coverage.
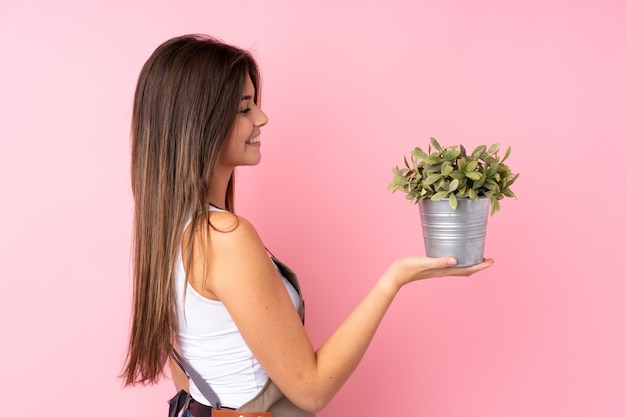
[207,210,254,232]
[186,211,269,294]
[184,211,260,249]
[204,211,263,250]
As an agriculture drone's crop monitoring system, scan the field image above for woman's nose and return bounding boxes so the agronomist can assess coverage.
[255,107,268,127]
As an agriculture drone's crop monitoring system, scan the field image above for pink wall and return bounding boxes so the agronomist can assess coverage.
[1,0,625,416]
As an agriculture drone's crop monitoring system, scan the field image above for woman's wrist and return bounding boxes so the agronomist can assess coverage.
[378,261,404,296]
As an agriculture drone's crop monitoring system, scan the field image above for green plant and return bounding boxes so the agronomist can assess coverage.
[388,137,519,215]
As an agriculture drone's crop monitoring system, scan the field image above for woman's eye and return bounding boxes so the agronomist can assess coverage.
[239,107,252,114]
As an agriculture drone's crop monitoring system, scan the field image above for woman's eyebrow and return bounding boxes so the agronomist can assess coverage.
[241,94,254,100]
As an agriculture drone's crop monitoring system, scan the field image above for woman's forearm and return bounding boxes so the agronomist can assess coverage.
[308,272,400,409]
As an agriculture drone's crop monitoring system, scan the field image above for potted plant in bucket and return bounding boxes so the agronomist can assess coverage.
[388,137,519,266]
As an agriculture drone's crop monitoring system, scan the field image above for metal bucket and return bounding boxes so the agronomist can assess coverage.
[418,197,490,267]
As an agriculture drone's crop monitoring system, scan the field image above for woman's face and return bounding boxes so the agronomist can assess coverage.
[219,74,268,169]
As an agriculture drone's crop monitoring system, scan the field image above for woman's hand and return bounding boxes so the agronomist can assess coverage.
[384,256,495,291]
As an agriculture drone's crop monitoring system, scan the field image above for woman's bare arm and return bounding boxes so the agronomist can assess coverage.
[188,212,493,413]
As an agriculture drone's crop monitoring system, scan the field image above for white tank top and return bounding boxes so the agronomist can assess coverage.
[175,210,300,408]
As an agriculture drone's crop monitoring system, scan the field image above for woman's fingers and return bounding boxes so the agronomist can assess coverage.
[436,257,495,277]
[392,256,494,284]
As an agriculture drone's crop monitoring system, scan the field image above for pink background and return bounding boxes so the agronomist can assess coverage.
[1,0,625,416]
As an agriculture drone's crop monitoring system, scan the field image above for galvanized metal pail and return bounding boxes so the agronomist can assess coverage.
[418,197,490,267]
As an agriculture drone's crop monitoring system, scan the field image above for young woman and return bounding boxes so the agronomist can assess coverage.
[122,34,494,417]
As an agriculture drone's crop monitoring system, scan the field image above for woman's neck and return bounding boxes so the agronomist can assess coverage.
[208,165,233,210]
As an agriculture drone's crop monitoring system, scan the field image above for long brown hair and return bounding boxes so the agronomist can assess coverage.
[122,34,260,385]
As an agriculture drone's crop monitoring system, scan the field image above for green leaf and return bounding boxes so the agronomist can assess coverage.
[448,178,459,192]
[486,162,500,177]
[502,188,517,198]
[424,174,442,185]
[411,147,428,159]
[457,158,468,172]
[472,173,486,189]
[501,146,512,163]
[444,149,461,161]
[485,156,498,165]
[450,170,465,180]
[471,145,487,159]
[441,165,454,176]
[487,143,500,155]
[426,164,443,175]
[425,156,443,165]
[430,137,443,151]
[431,191,449,201]
[490,198,500,216]
[465,160,479,173]
[468,188,478,199]
[465,171,482,181]
[449,193,458,210]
